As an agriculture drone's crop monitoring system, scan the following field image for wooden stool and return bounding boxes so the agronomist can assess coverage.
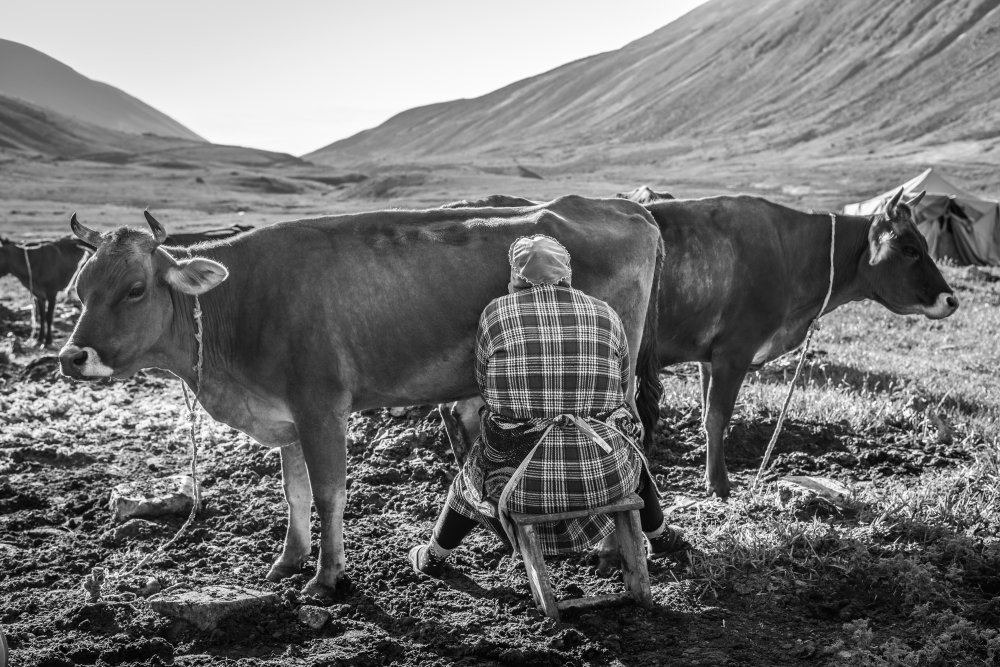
[508,492,653,619]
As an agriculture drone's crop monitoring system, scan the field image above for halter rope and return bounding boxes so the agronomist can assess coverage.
[750,213,836,492]
[88,251,205,596]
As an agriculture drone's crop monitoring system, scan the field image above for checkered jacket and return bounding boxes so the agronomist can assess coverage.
[476,284,631,417]
[449,284,644,554]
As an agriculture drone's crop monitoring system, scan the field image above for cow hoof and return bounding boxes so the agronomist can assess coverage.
[300,576,343,601]
[266,560,303,582]
[705,480,731,500]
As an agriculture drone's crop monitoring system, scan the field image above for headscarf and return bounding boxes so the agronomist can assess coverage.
[508,235,572,287]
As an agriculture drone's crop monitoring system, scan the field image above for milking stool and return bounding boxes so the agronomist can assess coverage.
[504,492,653,620]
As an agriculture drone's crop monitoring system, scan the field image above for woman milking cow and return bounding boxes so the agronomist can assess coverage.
[410,235,689,576]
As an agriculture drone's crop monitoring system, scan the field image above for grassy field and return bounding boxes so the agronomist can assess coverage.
[2,157,1000,665]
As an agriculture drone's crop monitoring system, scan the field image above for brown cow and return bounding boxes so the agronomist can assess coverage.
[0,236,87,346]
[58,197,663,597]
[442,189,959,499]
[615,186,675,205]
[646,189,956,497]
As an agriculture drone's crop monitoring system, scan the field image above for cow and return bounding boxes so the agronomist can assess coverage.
[442,188,959,500]
[0,236,88,346]
[616,186,675,205]
[165,224,254,246]
[440,195,538,209]
[645,188,956,497]
[58,196,664,598]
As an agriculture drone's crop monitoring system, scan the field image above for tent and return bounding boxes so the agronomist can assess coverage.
[844,168,1000,266]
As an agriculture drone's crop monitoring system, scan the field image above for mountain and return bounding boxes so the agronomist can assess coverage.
[307,0,1000,166]
[0,39,204,142]
[0,93,303,167]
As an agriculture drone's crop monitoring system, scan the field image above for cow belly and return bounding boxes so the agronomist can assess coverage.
[750,326,804,368]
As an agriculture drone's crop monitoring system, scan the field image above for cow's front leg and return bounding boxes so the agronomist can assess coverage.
[31,295,44,346]
[295,394,351,599]
[266,441,312,582]
[704,359,748,499]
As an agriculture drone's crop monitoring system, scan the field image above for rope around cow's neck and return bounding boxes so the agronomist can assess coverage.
[85,262,205,598]
[750,213,837,493]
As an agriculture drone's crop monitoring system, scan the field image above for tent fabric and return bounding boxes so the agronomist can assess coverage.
[843,168,1000,266]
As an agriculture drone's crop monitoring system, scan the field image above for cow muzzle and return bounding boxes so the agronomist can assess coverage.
[924,292,960,319]
[59,344,115,379]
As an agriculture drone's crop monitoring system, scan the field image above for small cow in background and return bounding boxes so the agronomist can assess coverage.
[616,185,675,205]
[0,236,88,346]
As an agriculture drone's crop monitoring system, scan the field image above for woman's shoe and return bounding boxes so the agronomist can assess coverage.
[646,525,691,562]
[408,545,447,578]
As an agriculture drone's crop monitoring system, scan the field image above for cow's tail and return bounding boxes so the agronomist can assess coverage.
[635,234,664,450]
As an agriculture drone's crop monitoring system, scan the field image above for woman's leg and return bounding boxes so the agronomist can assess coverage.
[431,504,479,551]
[410,477,482,576]
[637,471,665,532]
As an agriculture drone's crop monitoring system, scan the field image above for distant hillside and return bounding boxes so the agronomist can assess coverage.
[308,0,1000,166]
[0,39,204,142]
[0,93,304,167]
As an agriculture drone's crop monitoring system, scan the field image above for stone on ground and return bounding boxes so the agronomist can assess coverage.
[147,585,278,630]
[297,604,331,630]
[109,474,201,523]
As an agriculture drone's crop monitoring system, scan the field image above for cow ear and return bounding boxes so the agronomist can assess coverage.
[165,257,229,295]
[868,226,895,265]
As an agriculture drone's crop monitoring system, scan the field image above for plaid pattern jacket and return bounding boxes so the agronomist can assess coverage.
[448,284,644,554]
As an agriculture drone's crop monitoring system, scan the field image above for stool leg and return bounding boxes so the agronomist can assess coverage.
[614,509,653,609]
[517,523,560,619]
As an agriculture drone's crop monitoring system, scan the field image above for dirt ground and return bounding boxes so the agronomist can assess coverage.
[1,285,996,667]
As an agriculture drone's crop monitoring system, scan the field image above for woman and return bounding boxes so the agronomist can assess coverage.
[410,234,686,576]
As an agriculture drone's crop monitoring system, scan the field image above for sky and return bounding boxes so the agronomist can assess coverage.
[3,0,710,156]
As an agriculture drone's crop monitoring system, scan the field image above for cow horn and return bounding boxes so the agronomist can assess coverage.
[885,187,904,214]
[906,190,926,209]
[70,213,103,248]
[143,210,168,245]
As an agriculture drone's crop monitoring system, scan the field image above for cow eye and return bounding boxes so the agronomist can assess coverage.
[902,246,920,259]
[127,282,146,300]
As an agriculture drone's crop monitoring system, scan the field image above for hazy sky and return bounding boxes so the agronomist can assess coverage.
[4,0,709,156]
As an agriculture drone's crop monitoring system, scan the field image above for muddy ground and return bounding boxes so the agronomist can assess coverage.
[0,293,997,667]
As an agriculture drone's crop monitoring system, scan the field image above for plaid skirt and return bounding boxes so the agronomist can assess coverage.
[447,404,649,555]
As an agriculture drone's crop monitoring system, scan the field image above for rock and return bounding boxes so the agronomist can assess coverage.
[109,474,201,523]
[147,585,278,631]
[102,518,160,545]
[138,577,162,597]
[297,604,331,630]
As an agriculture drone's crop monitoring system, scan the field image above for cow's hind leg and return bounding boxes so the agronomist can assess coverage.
[704,359,748,499]
[295,393,351,599]
[439,397,483,466]
[266,442,312,582]
[44,293,57,346]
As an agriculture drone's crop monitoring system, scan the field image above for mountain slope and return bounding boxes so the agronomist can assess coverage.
[0,93,303,167]
[0,39,204,142]
[308,0,1000,165]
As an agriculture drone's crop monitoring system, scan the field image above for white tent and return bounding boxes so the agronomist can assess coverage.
[844,168,1000,266]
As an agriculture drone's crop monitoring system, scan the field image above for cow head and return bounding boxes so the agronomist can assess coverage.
[863,188,958,319]
[58,212,228,380]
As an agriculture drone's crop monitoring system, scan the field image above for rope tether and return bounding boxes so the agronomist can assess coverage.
[750,213,836,492]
